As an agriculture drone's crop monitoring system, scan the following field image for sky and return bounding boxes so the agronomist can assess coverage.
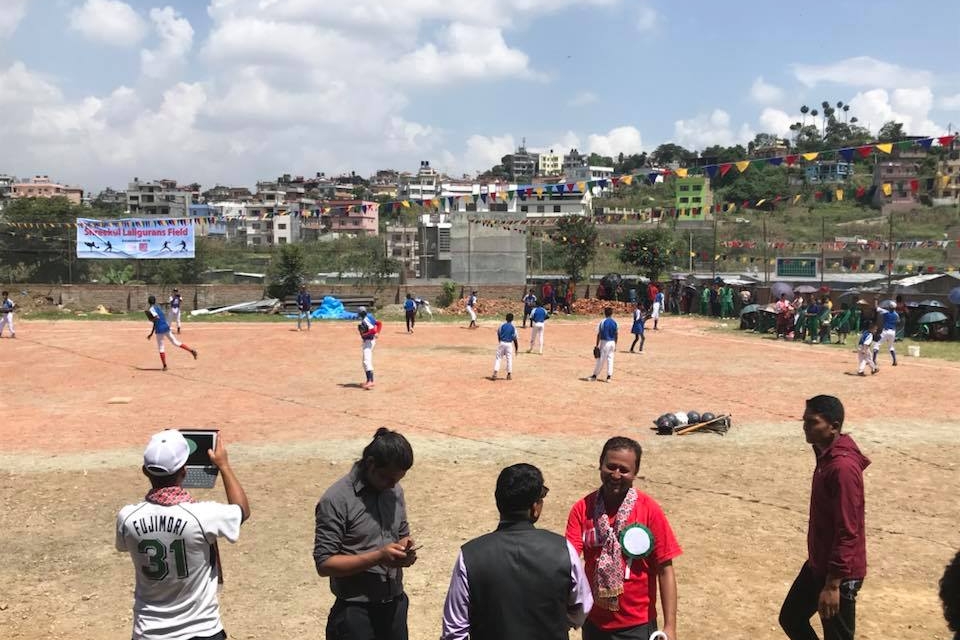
[2,0,959,193]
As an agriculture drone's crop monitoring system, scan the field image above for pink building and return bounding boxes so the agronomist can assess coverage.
[12,175,83,204]
[322,200,379,236]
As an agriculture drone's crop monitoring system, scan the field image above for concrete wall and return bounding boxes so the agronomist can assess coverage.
[449,211,527,285]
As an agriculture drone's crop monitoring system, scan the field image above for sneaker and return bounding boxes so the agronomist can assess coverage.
[892,361,898,367]
[589,375,597,381]
[506,373,512,380]
[858,371,865,376]
[606,376,612,382]
[190,349,198,360]
[162,365,168,371]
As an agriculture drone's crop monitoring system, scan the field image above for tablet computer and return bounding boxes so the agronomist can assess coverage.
[179,429,220,489]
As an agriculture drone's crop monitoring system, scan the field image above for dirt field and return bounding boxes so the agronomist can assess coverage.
[2,315,957,639]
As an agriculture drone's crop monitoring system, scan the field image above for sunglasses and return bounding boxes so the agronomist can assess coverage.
[540,485,550,500]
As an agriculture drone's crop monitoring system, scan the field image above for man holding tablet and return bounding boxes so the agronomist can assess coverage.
[116,429,250,640]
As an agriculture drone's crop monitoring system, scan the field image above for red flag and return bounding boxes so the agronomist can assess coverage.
[773,195,782,203]
[814,191,823,200]
[855,187,866,198]
[612,177,620,186]
[938,135,956,147]
[719,163,732,177]
[857,145,874,158]
[910,179,919,193]
[785,155,798,166]
[742,200,749,208]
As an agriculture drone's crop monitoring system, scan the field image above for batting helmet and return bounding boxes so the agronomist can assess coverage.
[700,412,716,423]
[673,412,689,427]
[655,415,674,435]
[687,411,701,425]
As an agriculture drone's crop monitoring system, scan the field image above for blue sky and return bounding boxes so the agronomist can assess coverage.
[2,0,959,192]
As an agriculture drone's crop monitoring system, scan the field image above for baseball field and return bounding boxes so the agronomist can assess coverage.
[1,314,957,639]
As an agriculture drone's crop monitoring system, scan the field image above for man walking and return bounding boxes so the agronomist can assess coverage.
[116,430,250,640]
[590,307,617,382]
[403,293,417,333]
[780,395,869,640]
[314,428,417,640]
[296,285,312,331]
[521,288,537,328]
[528,303,549,354]
[357,307,379,389]
[0,290,16,338]
[441,463,592,640]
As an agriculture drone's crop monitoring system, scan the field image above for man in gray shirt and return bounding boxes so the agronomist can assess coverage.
[314,428,417,640]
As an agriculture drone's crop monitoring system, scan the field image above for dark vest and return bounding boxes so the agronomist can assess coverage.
[460,520,572,640]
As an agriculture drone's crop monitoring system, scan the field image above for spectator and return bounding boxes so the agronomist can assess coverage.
[941,550,960,640]
[441,463,593,640]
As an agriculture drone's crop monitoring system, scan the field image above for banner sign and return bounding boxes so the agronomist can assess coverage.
[76,218,195,259]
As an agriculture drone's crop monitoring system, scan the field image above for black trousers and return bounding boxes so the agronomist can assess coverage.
[405,310,416,331]
[779,562,862,640]
[326,594,408,640]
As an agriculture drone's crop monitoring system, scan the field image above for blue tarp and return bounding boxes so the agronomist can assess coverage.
[286,296,358,320]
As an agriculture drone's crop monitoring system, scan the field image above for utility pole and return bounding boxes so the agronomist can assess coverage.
[762,212,768,284]
[887,209,894,292]
[711,203,719,280]
[820,215,825,287]
[688,230,693,271]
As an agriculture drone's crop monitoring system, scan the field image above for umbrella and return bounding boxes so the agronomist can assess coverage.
[740,304,760,315]
[879,299,896,310]
[838,289,860,299]
[919,299,948,309]
[950,287,960,305]
[760,304,778,314]
[794,285,817,294]
[918,311,949,324]
[770,282,792,299]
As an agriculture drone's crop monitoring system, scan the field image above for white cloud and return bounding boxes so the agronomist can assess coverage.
[395,23,536,83]
[463,134,516,171]
[749,77,784,104]
[69,0,147,47]
[568,91,598,107]
[636,4,658,32]
[939,93,960,111]
[140,7,194,79]
[0,62,62,106]
[587,126,644,157]
[792,56,932,90]
[673,109,754,149]
[529,131,582,156]
[847,87,944,135]
[758,107,794,136]
[0,0,28,39]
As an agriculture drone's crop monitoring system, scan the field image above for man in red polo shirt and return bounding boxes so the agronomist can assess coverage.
[566,436,681,640]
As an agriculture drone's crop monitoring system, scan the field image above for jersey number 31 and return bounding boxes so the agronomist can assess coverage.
[138,539,189,580]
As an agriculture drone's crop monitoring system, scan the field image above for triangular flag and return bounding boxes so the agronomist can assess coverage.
[802,152,819,161]
[402,200,410,208]
[675,168,688,178]
[918,138,934,149]
[793,194,802,204]
[647,172,659,183]
[704,165,718,178]
[875,143,893,154]
[882,183,892,196]
[857,145,874,158]
[835,189,844,201]
[719,163,732,177]
[838,148,855,162]
[785,155,798,166]
[855,187,866,198]
[535,187,544,197]
[938,135,956,147]
[910,179,919,193]
[767,157,784,166]
[756,198,766,207]
[941,175,952,188]
[621,175,633,185]
[735,160,750,173]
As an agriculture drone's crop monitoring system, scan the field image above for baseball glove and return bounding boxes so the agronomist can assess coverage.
[593,346,601,358]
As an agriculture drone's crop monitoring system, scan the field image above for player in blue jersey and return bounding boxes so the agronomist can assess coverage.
[466,290,478,329]
[0,291,16,338]
[296,285,312,331]
[630,301,648,353]
[491,313,519,380]
[527,304,549,354]
[168,288,183,334]
[591,307,618,381]
[872,299,899,367]
[146,295,197,371]
[358,307,380,389]
[404,293,417,333]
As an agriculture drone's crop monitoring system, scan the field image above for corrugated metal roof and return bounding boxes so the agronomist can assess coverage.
[892,273,960,287]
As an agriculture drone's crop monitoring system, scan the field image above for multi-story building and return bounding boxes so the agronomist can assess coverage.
[127,178,192,217]
[385,224,420,277]
[562,148,588,173]
[419,213,452,279]
[501,143,537,182]
[202,185,253,202]
[0,174,16,199]
[936,136,960,204]
[93,187,127,207]
[872,161,921,207]
[674,176,714,220]
[397,161,440,200]
[321,200,379,236]
[565,165,615,195]
[800,161,853,184]
[370,169,399,199]
[12,175,83,204]
[537,150,562,176]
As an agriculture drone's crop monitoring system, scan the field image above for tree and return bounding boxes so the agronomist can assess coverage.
[266,243,306,298]
[588,153,614,167]
[878,121,906,142]
[700,144,747,163]
[553,215,598,283]
[618,228,676,282]
[0,197,89,283]
[613,152,648,174]
[650,143,696,167]
[748,133,782,154]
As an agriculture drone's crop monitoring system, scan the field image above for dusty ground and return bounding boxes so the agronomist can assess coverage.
[1,314,957,639]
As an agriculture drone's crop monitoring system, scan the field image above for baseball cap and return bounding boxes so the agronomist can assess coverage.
[358,306,367,312]
[143,429,189,476]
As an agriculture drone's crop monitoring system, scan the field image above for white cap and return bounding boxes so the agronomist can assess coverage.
[143,429,189,476]
[358,306,367,312]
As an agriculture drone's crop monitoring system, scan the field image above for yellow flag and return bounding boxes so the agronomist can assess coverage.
[875,143,893,154]
[756,198,766,207]
[735,161,750,173]
[621,175,634,185]
[689,251,696,257]
[793,194,802,204]
[402,200,410,208]
[941,175,951,188]
[675,168,689,178]
[835,189,844,201]
[882,183,892,196]
[577,181,586,192]
[802,152,819,161]
[535,187,544,197]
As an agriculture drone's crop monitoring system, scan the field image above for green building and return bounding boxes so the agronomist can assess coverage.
[675,176,713,220]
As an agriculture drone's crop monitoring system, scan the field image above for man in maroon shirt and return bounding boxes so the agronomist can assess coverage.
[780,395,870,640]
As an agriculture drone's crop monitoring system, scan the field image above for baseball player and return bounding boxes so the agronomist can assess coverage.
[146,295,197,371]
[521,288,537,328]
[116,429,250,640]
[404,293,417,333]
[590,307,618,381]
[168,288,183,334]
[466,290,478,329]
[414,295,433,319]
[0,291,15,338]
[857,322,879,376]
[358,307,380,389]
[651,288,664,330]
[296,285,312,331]
[527,304,548,354]
[491,313,518,380]
[873,301,899,367]
[630,301,647,353]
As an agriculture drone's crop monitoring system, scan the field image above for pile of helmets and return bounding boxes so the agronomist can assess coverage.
[654,411,718,435]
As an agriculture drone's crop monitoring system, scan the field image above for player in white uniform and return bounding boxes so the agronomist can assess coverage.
[857,323,879,376]
[873,303,899,367]
[146,295,198,371]
[590,307,618,381]
[0,291,15,338]
[651,290,664,330]
[527,304,548,354]
[169,288,183,334]
[116,429,250,640]
[466,291,478,329]
[358,307,379,389]
[491,313,518,380]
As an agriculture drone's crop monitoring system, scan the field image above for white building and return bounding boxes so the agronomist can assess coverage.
[398,161,440,200]
[538,150,562,176]
[565,165,615,195]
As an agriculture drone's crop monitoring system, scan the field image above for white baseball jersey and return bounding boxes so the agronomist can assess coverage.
[116,501,242,640]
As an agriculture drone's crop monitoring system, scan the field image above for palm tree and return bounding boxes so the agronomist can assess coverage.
[801,104,810,127]
[843,104,850,123]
